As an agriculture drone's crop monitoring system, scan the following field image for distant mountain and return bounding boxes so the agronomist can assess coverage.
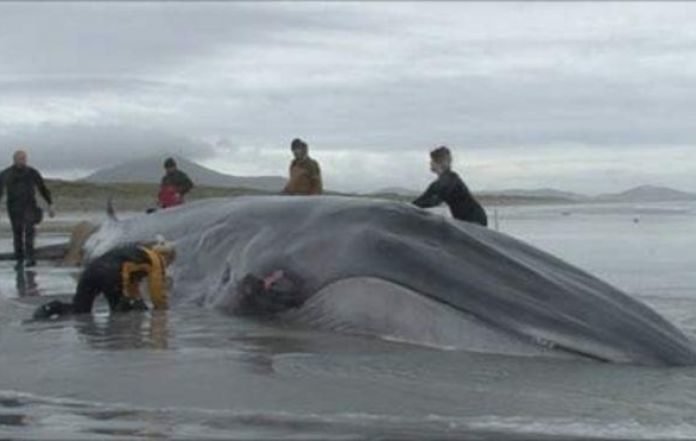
[371,187,419,197]
[596,185,696,202]
[83,155,286,192]
[370,186,588,201]
[480,188,589,202]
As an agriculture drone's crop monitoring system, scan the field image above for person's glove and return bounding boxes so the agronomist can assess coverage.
[114,297,149,313]
[33,300,70,320]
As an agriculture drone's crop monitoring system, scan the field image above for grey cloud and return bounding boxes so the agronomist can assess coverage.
[0,124,215,174]
[0,77,174,96]
[0,3,374,77]
[0,2,695,192]
[185,73,696,151]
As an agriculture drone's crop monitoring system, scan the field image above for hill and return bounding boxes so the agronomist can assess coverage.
[46,179,271,212]
[481,188,589,202]
[43,179,575,213]
[597,185,696,202]
[372,187,419,197]
[83,155,286,192]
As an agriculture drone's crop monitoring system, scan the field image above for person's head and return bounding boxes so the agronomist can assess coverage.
[429,146,452,175]
[13,150,27,168]
[164,157,177,174]
[290,138,308,160]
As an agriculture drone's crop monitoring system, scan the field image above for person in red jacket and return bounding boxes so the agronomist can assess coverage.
[158,157,194,209]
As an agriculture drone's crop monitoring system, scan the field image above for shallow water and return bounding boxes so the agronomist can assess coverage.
[1,202,696,439]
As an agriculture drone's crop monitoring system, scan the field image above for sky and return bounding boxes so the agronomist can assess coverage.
[0,2,695,194]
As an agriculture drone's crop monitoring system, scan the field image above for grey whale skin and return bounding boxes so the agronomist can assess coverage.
[84,196,696,366]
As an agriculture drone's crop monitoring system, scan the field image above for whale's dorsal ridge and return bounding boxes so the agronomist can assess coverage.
[106,196,118,222]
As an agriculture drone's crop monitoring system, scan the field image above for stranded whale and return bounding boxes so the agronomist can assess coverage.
[66,196,696,366]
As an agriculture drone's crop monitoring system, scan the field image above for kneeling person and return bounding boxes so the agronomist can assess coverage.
[34,240,176,320]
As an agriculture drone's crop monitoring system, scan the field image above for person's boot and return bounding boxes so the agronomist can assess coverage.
[25,250,36,267]
[14,248,24,270]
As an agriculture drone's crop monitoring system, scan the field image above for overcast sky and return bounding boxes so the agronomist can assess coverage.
[0,2,695,194]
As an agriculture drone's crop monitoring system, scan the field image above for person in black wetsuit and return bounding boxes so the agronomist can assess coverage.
[0,150,55,268]
[33,240,176,320]
[412,146,487,226]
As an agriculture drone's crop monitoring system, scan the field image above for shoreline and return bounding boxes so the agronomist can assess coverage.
[44,179,578,212]
[2,180,692,236]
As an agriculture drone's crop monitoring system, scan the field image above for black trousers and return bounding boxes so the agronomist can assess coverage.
[9,209,35,262]
[72,263,123,314]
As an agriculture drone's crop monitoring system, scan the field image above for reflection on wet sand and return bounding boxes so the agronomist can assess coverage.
[69,311,284,375]
[73,312,171,351]
[15,270,39,297]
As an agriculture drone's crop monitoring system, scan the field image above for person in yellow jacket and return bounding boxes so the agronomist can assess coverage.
[282,138,323,195]
[33,238,176,319]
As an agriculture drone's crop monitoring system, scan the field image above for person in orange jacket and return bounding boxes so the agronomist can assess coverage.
[33,238,176,319]
[282,139,323,195]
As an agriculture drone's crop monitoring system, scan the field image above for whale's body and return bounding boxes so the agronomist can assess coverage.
[84,196,696,366]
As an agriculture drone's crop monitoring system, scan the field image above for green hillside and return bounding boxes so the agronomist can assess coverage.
[45,179,573,212]
[47,179,270,211]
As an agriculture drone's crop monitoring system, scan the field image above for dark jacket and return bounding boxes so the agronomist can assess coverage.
[413,170,487,226]
[161,169,194,196]
[0,165,52,216]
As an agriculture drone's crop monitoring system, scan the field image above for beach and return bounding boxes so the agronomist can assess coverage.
[0,200,695,439]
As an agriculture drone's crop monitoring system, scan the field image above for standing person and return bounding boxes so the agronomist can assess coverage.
[412,146,488,227]
[0,150,55,268]
[158,157,194,209]
[282,138,323,195]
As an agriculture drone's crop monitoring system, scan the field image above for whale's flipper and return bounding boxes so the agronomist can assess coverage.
[106,196,118,222]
